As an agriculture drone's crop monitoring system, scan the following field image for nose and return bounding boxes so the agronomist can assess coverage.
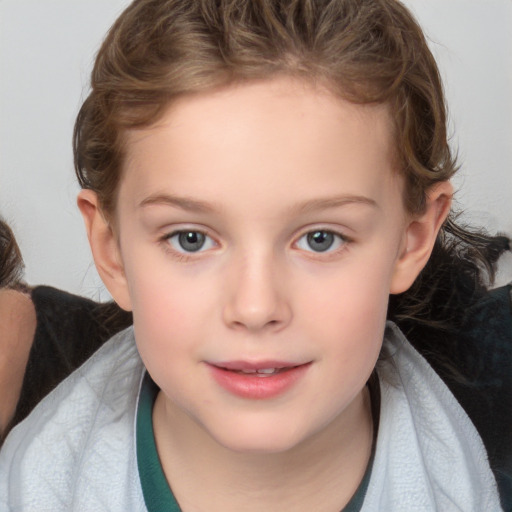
[222,251,292,333]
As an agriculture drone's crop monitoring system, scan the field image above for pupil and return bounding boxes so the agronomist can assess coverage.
[178,232,205,252]
[307,231,334,252]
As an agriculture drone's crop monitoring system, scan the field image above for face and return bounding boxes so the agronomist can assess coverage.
[112,78,410,453]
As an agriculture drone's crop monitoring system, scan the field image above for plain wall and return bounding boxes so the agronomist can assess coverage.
[1,0,511,300]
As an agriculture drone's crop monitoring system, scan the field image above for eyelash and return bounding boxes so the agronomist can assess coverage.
[293,229,350,257]
[160,229,217,260]
[159,227,351,261]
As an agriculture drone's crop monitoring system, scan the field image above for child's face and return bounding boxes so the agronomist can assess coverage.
[112,78,411,453]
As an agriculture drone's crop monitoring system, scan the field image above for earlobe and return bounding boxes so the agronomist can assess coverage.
[390,181,453,294]
[77,190,133,311]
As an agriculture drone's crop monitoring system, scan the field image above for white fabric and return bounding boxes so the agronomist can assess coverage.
[0,328,147,512]
[0,324,502,511]
[361,323,502,511]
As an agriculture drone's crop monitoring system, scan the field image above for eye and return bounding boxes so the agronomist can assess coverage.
[295,230,346,253]
[165,230,216,253]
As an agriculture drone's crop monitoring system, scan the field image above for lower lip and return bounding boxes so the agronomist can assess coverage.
[208,363,311,400]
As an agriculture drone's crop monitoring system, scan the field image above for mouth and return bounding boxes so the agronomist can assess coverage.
[215,365,301,377]
[207,361,311,399]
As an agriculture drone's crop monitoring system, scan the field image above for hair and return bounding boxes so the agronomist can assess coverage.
[74,0,510,335]
[74,0,458,216]
[0,219,25,289]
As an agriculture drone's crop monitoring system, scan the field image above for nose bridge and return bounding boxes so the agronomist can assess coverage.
[223,244,291,332]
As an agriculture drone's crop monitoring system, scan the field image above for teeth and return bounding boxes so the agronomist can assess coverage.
[257,368,278,374]
[235,368,280,375]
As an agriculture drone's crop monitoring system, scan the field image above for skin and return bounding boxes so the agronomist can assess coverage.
[79,77,452,511]
[0,289,36,434]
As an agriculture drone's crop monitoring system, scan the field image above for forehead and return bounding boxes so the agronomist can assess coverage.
[119,77,400,215]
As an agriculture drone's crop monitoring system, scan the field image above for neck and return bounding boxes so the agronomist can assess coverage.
[153,387,374,512]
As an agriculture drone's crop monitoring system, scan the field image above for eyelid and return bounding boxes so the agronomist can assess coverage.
[160,225,220,257]
[292,226,351,255]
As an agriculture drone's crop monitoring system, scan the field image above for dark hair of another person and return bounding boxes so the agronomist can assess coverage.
[0,219,25,289]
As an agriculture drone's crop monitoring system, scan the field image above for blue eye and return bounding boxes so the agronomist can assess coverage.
[296,230,345,253]
[166,231,215,253]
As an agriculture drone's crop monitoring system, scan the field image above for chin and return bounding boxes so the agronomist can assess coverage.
[206,417,311,455]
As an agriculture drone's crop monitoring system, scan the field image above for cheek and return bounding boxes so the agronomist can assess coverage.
[299,255,393,323]
[123,256,210,360]
[296,255,393,362]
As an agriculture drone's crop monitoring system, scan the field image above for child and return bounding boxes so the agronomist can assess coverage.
[0,0,509,510]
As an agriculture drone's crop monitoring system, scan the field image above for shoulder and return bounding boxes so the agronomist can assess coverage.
[13,287,132,430]
[0,289,36,356]
[459,283,512,360]
[0,290,36,433]
[30,285,100,328]
[0,327,146,511]
[369,323,502,511]
[453,283,512,510]
[397,283,512,470]
[451,283,512,424]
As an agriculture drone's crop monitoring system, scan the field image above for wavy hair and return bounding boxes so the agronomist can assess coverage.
[74,0,510,332]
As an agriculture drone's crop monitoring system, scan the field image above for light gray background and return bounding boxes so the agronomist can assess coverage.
[1,0,511,300]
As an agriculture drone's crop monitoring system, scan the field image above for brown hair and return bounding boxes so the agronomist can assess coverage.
[74,0,510,333]
[74,0,455,217]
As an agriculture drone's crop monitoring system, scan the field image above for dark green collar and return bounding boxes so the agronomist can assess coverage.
[136,373,378,512]
[137,373,180,511]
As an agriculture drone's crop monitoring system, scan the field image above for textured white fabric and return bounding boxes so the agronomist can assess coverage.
[0,328,147,512]
[362,323,502,511]
[0,323,502,511]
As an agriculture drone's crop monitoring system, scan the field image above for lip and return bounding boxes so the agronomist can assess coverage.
[207,360,312,400]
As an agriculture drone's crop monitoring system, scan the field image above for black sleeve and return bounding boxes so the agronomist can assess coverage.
[451,284,512,511]
[9,286,131,429]
[410,284,512,511]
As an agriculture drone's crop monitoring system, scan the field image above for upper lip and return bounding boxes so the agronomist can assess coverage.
[210,360,309,371]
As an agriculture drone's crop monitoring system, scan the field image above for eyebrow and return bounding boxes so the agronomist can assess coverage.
[294,195,379,214]
[138,193,378,214]
[139,194,219,213]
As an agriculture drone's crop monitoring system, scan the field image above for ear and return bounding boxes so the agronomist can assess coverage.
[77,190,133,311]
[390,181,453,294]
